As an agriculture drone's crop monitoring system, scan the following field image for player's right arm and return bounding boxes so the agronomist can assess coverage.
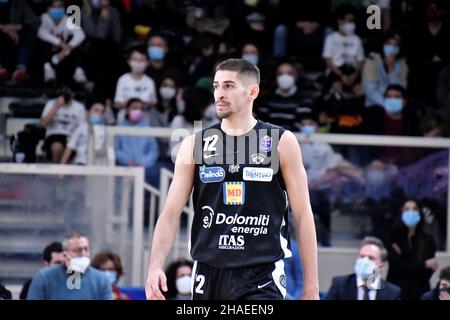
[145,134,195,300]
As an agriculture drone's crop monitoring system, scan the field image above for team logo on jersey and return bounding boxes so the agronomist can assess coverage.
[251,153,266,164]
[223,182,245,205]
[201,205,215,228]
[260,135,272,152]
[243,167,273,182]
[199,166,225,183]
[228,164,240,173]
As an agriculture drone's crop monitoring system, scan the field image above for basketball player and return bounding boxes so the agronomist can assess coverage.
[145,59,319,300]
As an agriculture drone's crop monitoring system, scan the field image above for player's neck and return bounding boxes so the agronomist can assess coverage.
[220,115,257,136]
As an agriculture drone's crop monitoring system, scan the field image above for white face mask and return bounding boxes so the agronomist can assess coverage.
[159,86,176,100]
[277,74,295,90]
[129,61,147,74]
[69,256,90,273]
[175,275,191,295]
[339,22,355,35]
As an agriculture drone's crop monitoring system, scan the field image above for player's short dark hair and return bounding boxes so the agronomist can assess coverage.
[360,236,388,262]
[215,58,260,86]
[440,266,450,281]
[43,241,63,263]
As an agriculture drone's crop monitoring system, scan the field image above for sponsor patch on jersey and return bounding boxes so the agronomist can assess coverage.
[251,153,266,164]
[199,166,225,183]
[223,182,245,205]
[242,167,273,182]
[260,135,272,152]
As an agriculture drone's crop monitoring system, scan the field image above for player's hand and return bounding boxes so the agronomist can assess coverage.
[145,268,168,300]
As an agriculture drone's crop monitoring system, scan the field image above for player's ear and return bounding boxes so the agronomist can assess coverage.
[249,84,259,100]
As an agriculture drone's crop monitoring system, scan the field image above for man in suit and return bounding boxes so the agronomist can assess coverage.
[325,236,401,300]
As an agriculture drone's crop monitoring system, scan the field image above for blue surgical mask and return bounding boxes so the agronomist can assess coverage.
[48,7,65,21]
[89,114,105,125]
[91,0,101,9]
[103,271,117,285]
[401,210,421,228]
[354,257,376,280]
[383,44,399,57]
[242,54,258,65]
[384,98,403,114]
[301,125,316,135]
[148,46,165,61]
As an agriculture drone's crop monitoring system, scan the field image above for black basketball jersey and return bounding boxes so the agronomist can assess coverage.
[190,120,292,268]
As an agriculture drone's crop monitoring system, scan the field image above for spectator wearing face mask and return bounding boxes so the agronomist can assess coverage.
[27,232,112,300]
[362,33,409,107]
[114,47,157,123]
[325,236,401,300]
[91,251,130,300]
[20,241,65,300]
[241,42,259,66]
[38,0,87,85]
[258,62,314,131]
[421,266,450,300]
[387,199,438,300]
[146,34,182,88]
[60,101,107,165]
[299,112,364,246]
[322,5,365,93]
[115,98,160,186]
[163,259,193,300]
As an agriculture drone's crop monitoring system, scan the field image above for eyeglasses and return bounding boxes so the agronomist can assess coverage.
[67,246,89,255]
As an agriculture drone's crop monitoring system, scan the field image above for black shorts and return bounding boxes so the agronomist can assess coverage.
[42,134,67,159]
[191,260,286,300]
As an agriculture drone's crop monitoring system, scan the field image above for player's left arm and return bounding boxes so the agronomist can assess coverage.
[279,130,319,300]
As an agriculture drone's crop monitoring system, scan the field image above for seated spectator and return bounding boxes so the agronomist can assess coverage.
[322,5,365,93]
[91,251,130,300]
[362,33,408,107]
[150,77,179,128]
[38,0,87,85]
[421,265,450,300]
[60,101,106,165]
[163,259,193,300]
[0,0,39,82]
[325,236,401,300]
[186,34,218,86]
[258,61,313,131]
[299,111,364,246]
[241,42,260,66]
[115,98,160,186]
[27,232,112,300]
[146,33,182,88]
[20,241,64,300]
[114,46,157,122]
[41,86,87,163]
[387,199,438,300]
[82,0,122,101]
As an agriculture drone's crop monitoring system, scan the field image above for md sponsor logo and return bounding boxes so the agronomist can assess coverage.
[199,165,225,183]
[243,167,273,182]
[223,182,245,205]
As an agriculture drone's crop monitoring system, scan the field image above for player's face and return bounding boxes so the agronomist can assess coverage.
[213,70,250,119]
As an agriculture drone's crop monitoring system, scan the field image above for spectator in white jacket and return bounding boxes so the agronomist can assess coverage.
[37,0,86,85]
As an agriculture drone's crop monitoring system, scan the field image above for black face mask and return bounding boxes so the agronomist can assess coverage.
[439,287,450,294]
